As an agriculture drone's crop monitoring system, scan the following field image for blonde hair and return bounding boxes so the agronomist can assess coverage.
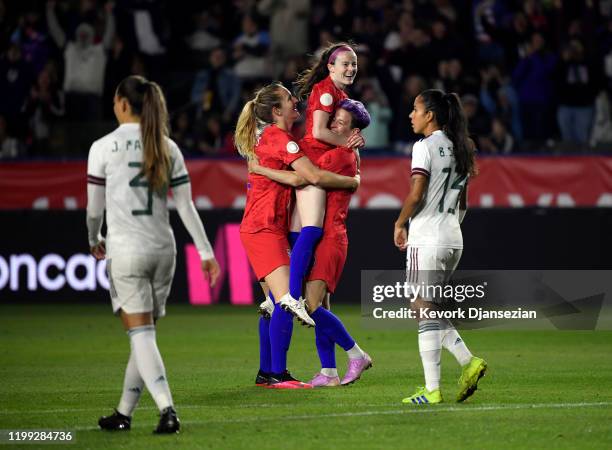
[234,82,284,160]
[116,75,170,195]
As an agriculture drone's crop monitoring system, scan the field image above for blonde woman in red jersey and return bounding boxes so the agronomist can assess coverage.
[235,82,359,388]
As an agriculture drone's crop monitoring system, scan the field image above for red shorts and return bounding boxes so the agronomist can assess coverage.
[240,231,290,280]
[307,238,347,293]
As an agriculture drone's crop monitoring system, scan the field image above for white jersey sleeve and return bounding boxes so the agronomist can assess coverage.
[86,140,106,247]
[411,140,431,178]
[168,141,215,261]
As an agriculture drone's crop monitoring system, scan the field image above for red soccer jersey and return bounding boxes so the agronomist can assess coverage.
[300,76,348,163]
[240,125,304,234]
[317,146,357,243]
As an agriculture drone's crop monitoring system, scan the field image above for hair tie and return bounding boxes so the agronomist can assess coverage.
[327,45,353,64]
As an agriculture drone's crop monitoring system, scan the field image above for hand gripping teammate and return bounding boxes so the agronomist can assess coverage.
[394,89,487,405]
[87,75,220,433]
[250,99,372,387]
[235,82,360,388]
[279,43,365,322]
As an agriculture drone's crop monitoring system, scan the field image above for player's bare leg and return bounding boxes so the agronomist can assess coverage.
[282,186,326,325]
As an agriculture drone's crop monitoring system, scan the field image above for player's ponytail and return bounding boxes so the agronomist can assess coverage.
[235,100,258,160]
[295,42,354,100]
[116,75,170,195]
[419,89,476,178]
[235,82,284,160]
[443,93,476,178]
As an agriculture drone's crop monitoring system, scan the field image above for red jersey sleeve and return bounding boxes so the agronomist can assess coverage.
[311,82,337,115]
[275,131,305,166]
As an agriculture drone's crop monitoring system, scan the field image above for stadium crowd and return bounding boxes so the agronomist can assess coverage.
[1,0,612,159]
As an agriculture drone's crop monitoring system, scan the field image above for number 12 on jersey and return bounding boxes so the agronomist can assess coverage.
[438,167,466,214]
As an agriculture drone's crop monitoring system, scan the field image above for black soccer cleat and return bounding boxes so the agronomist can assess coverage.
[255,369,271,386]
[98,409,131,431]
[154,406,180,434]
[279,370,300,383]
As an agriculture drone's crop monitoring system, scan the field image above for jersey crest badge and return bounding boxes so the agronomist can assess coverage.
[286,141,299,154]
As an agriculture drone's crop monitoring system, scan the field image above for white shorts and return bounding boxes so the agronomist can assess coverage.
[406,246,462,302]
[106,254,176,319]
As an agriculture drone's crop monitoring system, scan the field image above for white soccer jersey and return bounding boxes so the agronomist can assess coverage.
[407,130,467,249]
[87,123,190,257]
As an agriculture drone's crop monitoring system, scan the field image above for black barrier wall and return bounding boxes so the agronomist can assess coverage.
[0,209,611,303]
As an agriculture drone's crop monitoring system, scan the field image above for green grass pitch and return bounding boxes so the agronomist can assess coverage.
[1,303,611,449]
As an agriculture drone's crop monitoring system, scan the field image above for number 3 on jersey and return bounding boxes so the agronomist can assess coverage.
[438,167,466,214]
[128,161,153,216]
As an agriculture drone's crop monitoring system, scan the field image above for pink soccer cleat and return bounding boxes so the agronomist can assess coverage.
[309,373,341,387]
[340,353,373,385]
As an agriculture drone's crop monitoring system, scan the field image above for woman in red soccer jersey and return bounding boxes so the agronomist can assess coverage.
[249,99,373,387]
[235,82,360,388]
[280,43,365,319]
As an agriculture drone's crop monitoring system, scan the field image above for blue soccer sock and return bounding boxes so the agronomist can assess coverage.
[258,317,271,374]
[289,226,323,299]
[288,231,300,249]
[310,306,355,352]
[315,324,336,369]
[269,300,294,375]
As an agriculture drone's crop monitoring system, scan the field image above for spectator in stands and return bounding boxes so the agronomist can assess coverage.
[232,14,270,80]
[512,31,557,142]
[120,0,167,78]
[480,64,523,141]
[195,114,233,156]
[46,0,115,121]
[360,82,392,150]
[10,6,49,74]
[480,117,514,154]
[191,46,241,126]
[186,9,222,57]
[462,93,491,148]
[171,111,196,155]
[23,63,65,155]
[393,75,426,153]
[555,39,600,145]
[0,43,33,138]
[0,114,22,159]
[257,0,309,78]
[319,0,354,41]
[103,35,132,119]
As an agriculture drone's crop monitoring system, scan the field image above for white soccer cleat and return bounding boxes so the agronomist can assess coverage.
[258,297,274,319]
[280,294,315,327]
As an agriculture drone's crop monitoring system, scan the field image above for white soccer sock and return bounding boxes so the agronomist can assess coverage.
[418,320,442,392]
[116,350,144,417]
[441,320,473,366]
[346,342,366,360]
[321,368,339,378]
[129,325,173,412]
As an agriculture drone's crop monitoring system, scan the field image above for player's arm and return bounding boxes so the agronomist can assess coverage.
[313,110,364,148]
[394,174,428,250]
[172,178,220,287]
[248,158,308,187]
[86,182,106,259]
[458,182,468,224]
[86,142,106,260]
[291,156,359,190]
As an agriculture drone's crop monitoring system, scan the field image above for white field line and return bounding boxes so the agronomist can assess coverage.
[4,401,610,432]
